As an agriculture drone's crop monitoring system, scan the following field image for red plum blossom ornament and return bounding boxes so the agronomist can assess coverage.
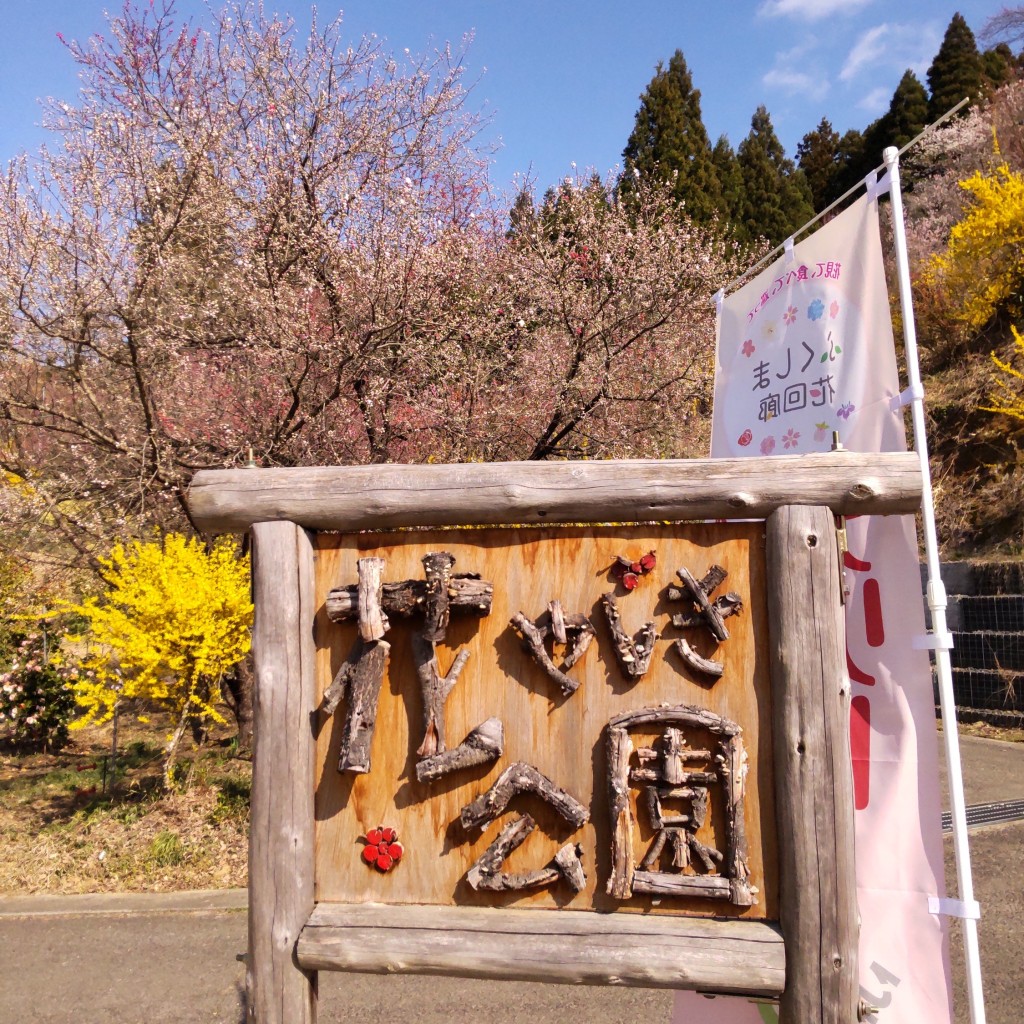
[610,551,657,591]
[360,825,404,872]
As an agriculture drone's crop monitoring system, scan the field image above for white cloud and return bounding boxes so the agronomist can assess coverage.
[840,24,891,82]
[840,22,943,84]
[763,68,820,94]
[762,42,825,97]
[759,0,874,21]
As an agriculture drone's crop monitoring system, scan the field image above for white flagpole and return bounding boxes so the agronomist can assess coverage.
[883,145,987,1024]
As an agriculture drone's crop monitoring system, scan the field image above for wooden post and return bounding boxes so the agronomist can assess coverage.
[249,521,318,1024]
[766,505,858,1024]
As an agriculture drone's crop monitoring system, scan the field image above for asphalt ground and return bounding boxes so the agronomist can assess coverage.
[0,734,1020,1024]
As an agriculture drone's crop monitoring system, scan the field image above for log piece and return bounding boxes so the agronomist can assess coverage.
[415,717,504,783]
[249,521,317,1023]
[472,864,561,892]
[421,551,456,642]
[666,564,728,606]
[663,728,685,784]
[673,637,724,679]
[559,612,596,670]
[337,639,390,774]
[509,606,596,695]
[661,729,711,782]
[632,871,732,899]
[629,765,717,787]
[295,901,787,995]
[609,704,741,737]
[549,599,567,645]
[690,786,709,828]
[678,770,718,786]
[671,593,744,630]
[645,786,665,830]
[188,451,925,534]
[553,842,587,893]
[509,610,577,692]
[466,814,536,890]
[606,725,635,900]
[674,565,732,642]
[326,575,493,622]
[356,556,389,642]
[467,815,587,893]
[689,835,723,873]
[600,592,657,680]
[659,785,702,802]
[669,828,689,870]
[640,829,668,871]
[320,659,349,719]
[412,634,470,758]
[632,871,745,900]
[460,762,590,831]
[721,734,752,896]
[767,504,858,1021]
[509,612,579,696]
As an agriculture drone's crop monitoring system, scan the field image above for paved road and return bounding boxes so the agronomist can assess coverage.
[0,899,671,1024]
[939,735,1024,1024]
[1,734,1020,1024]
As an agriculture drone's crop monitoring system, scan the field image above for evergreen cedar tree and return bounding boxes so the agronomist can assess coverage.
[796,118,841,214]
[928,12,984,122]
[622,49,724,224]
[736,106,814,247]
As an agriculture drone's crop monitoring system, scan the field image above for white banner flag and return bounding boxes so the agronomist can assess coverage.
[674,192,952,1023]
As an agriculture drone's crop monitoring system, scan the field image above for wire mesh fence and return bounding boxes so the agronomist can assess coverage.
[924,569,1024,720]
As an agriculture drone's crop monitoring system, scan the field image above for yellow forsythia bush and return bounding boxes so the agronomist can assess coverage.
[984,325,1024,422]
[70,534,252,729]
[926,162,1024,330]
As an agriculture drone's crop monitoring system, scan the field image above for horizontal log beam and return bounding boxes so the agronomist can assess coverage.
[186,451,921,533]
[296,902,785,996]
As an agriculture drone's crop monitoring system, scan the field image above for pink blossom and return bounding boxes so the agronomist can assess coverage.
[783,305,798,325]
[741,339,755,357]
[829,300,840,319]
[760,435,776,455]
[782,428,800,449]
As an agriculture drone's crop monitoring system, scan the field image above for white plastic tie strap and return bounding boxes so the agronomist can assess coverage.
[890,383,925,411]
[913,632,955,651]
[712,288,724,313]
[929,896,981,920]
[783,236,795,264]
[865,169,891,201]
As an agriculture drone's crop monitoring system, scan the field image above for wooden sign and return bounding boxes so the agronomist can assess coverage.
[311,525,773,917]
[187,452,923,1024]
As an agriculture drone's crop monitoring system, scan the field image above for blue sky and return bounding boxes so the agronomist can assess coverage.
[0,1,1008,194]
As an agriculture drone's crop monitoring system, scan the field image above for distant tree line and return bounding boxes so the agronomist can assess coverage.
[578,10,1024,246]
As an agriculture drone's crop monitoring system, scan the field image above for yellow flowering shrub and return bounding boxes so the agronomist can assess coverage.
[984,326,1024,422]
[70,535,252,737]
[926,163,1024,330]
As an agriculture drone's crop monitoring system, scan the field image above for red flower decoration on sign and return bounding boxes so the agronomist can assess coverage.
[610,551,657,591]
[360,825,404,872]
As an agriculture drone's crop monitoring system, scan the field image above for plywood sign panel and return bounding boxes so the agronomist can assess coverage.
[313,524,776,920]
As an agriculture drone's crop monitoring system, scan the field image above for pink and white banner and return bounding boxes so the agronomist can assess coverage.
[674,193,951,1022]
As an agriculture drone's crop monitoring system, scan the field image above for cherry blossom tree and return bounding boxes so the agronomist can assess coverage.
[492,174,750,461]
[0,0,495,559]
[0,1,743,578]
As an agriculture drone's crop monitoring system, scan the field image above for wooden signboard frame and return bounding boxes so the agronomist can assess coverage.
[187,451,923,1024]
